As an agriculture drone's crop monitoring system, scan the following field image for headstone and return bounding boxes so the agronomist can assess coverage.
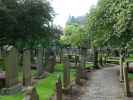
[47,55,56,73]
[1,47,22,94]
[63,56,70,88]
[23,86,39,100]
[75,55,79,66]
[75,63,81,85]
[93,48,99,69]
[123,61,130,96]
[23,50,31,86]
[42,48,46,65]
[120,55,124,82]
[37,48,43,76]
[80,48,87,69]
[5,47,18,87]
[56,77,62,100]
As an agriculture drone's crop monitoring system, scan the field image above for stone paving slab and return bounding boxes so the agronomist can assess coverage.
[78,66,133,100]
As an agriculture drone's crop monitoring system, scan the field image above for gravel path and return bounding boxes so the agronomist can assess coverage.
[78,66,133,100]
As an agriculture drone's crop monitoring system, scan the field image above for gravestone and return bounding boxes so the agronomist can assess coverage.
[120,55,124,82]
[56,77,62,100]
[93,48,99,69]
[47,49,56,73]
[1,47,22,94]
[80,48,87,69]
[79,48,88,79]
[63,56,70,89]
[5,47,18,87]
[37,48,44,77]
[75,63,82,85]
[123,61,130,96]
[75,55,79,66]
[47,55,56,73]
[23,50,31,86]
[23,86,39,100]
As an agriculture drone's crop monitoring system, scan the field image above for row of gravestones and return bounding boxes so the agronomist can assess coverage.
[0,47,32,94]
[0,46,89,97]
[23,48,109,100]
[55,55,88,100]
[0,46,50,95]
[119,55,132,97]
[22,48,89,100]
[23,56,71,100]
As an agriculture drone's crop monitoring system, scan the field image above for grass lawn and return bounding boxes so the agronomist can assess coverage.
[107,58,119,64]
[0,63,76,100]
[128,73,133,80]
[85,63,94,69]
[127,57,133,61]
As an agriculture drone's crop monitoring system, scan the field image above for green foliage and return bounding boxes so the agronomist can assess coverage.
[0,63,76,100]
[0,0,60,48]
[61,16,88,47]
[128,73,133,80]
[86,0,133,48]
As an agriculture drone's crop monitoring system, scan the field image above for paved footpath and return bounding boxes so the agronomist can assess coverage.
[78,66,133,100]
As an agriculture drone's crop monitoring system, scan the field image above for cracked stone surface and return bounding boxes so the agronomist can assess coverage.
[78,66,133,100]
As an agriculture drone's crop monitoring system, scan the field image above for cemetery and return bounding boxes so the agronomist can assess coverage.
[0,0,133,100]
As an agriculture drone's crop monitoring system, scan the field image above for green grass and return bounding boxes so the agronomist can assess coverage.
[0,63,76,100]
[36,73,58,100]
[128,73,133,80]
[127,57,133,61]
[0,93,23,100]
[107,58,119,64]
[85,63,94,69]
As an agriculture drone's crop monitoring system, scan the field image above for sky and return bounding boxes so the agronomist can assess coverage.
[49,0,98,27]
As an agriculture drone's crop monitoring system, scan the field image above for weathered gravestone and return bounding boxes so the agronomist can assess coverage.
[23,50,31,86]
[37,48,44,77]
[79,48,88,79]
[56,76,62,100]
[93,48,99,69]
[63,56,72,94]
[47,51,56,73]
[123,61,130,97]
[75,55,79,66]
[120,55,124,82]
[63,56,71,93]
[75,63,82,85]
[23,86,39,100]
[80,48,87,69]
[1,47,21,94]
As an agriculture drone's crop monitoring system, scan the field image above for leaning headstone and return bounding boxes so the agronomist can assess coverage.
[56,77,62,100]
[23,49,31,86]
[23,86,39,100]
[1,46,22,94]
[63,56,70,89]
[37,48,44,77]
[123,61,130,96]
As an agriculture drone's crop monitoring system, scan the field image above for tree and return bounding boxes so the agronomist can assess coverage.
[86,0,133,49]
[0,0,55,48]
[61,16,88,47]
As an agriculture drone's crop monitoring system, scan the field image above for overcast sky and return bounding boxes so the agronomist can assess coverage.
[49,0,98,27]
